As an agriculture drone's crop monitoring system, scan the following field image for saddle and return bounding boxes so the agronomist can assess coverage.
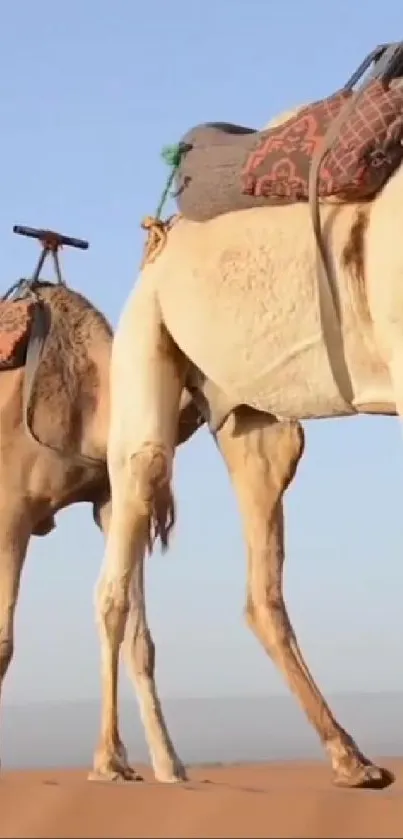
[172,42,403,222]
[0,226,89,374]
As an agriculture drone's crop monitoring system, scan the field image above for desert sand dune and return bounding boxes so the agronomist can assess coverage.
[0,760,402,839]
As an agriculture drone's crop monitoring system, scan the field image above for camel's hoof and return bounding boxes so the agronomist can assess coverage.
[154,760,188,784]
[88,764,142,783]
[333,761,394,790]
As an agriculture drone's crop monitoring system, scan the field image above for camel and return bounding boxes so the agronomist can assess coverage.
[0,270,208,778]
[95,92,403,790]
[0,279,112,765]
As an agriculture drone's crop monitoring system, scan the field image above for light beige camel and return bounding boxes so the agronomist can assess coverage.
[96,105,403,788]
[0,277,206,779]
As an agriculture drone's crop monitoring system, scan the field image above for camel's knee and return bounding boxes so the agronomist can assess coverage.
[245,593,288,652]
[129,442,172,508]
[111,442,175,551]
[96,578,130,644]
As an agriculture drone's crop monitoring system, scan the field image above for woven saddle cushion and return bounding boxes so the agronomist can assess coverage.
[174,79,403,222]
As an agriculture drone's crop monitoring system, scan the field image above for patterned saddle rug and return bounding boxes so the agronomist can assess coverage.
[0,298,36,370]
[172,43,403,222]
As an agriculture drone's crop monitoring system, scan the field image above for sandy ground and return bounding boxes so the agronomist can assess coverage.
[0,760,402,838]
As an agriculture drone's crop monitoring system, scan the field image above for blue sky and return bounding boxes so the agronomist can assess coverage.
[1,0,403,707]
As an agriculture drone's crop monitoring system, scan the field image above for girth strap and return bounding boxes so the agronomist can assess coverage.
[308,42,403,408]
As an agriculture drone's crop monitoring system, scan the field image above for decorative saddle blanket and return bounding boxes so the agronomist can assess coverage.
[171,43,403,222]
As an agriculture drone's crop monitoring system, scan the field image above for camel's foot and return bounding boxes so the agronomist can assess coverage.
[327,739,394,789]
[88,742,142,783]
[153,755,188,784]
[333,759,394,790]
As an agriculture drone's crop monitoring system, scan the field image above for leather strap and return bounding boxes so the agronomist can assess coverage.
[308,42,403,408]
[22,295,104,468]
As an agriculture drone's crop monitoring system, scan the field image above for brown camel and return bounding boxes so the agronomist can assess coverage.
[0,280,111,763]
[0,275,205,779]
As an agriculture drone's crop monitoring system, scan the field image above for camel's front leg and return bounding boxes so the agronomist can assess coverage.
[92,280,187,782]
[217,409,393,790]
[0,506,30,767]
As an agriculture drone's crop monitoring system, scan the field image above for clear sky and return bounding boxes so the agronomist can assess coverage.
[1,0,403,708]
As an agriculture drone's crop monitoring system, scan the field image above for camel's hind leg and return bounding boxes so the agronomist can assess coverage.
[216,409,392,789]
[93,281,187,783]
[90,497,136,781]
[122,553,186,782]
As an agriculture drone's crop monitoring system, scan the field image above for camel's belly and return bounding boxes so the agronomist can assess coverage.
[157,206,395,420]
[170,306,391,420]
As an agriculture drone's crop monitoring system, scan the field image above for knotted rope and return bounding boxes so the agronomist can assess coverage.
[141,142,190,267]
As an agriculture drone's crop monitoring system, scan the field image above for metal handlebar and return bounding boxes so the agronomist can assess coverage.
[13,225,89,251]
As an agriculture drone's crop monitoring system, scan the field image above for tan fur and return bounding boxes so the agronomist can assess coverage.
[0,283,112,532]
[103,107,403,789]
[150,198,393,417]
[0,298,35,363]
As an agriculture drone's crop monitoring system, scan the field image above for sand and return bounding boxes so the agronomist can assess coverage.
[0,760,402,838]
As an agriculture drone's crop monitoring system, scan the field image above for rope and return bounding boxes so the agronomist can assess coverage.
[155,142,190,219]
[141,141,191,266]
[140,216,170,267]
